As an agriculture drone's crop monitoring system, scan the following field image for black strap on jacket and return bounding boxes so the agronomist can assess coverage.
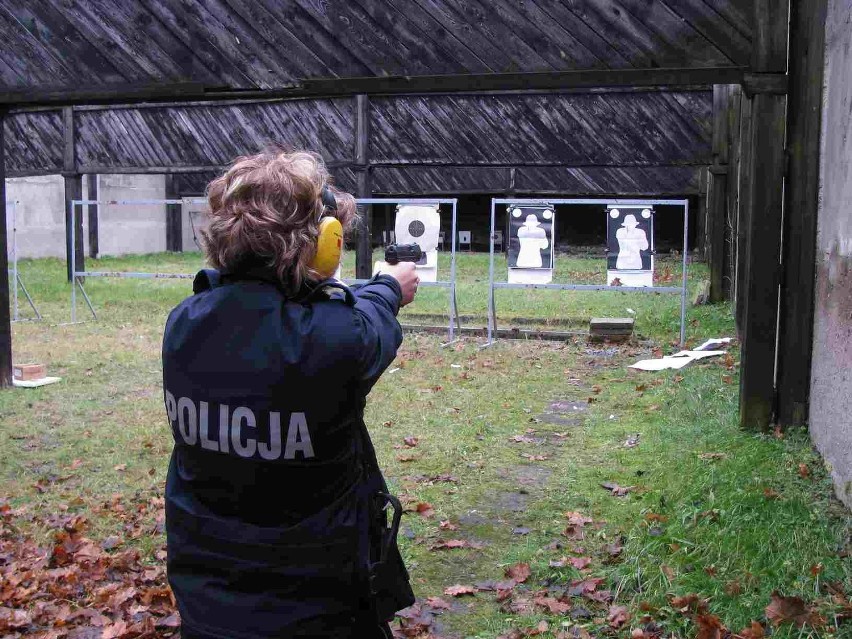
[354,414,415,622]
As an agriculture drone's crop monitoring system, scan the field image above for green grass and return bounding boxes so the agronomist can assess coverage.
[17,249,709,342]
[2,253,849,638]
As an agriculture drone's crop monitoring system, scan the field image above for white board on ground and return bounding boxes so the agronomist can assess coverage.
[629,350,726,371]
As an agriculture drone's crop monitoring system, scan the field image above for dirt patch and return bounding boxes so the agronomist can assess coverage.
[511,464,552,487]
[549,400,588,414]
[490,490,530,513]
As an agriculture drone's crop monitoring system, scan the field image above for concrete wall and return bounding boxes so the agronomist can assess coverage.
[96,174,166,256]
[2,174,208,259]
[182,197,209,252]
[810,0,852,508]
[5,175,65,259]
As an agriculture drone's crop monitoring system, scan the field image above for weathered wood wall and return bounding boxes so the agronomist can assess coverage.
[4,90,711,196]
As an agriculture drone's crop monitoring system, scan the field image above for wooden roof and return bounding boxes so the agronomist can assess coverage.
[0,0,751,95]
[0,1,742,196]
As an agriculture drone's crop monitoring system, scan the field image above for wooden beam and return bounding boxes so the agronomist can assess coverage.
[725,86,743,300]
[74,161,352,175]
[63,107,84,282]
[86,174,98,259]
[8,161,710,181]
[696,168,708,259]
[735,94,753,334]
[0,110,12,387]
[63,106,75,173]
[354,94,372,279]
[708,85,731,302]
[0,68,746,108]
[739,0,789,431]
[776,0,829,427]
[164,174,183,253]
[63,174,84,282]
[741,72,789,96]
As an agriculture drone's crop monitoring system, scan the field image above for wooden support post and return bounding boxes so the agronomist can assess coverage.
[87,174,99,258]
[696,168,708,260]
[165,174,183,252]
[354,94,372,279]
[0,110,12,387]
[64,174,84,282]
[739,0,789,431]
[506,168,516,252]
[63,106,84,282]
[735,95,753,334]
[725,86,743,299]
[708,85,730,303]
[707,169,727,302]
[776,0,829,427]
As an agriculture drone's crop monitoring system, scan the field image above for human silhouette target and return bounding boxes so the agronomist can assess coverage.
[508,206,554,269]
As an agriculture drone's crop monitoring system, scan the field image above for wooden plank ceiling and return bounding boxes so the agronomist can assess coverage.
[0,0,752,93]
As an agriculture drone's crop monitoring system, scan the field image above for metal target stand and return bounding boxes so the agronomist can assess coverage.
[67,197,462,342]
[485,198,690,347]
[6,200,43,322]
[68,198,207,323]
[346,198,461,344]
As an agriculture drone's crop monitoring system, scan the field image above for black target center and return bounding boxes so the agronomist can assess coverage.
[408,220,426,238]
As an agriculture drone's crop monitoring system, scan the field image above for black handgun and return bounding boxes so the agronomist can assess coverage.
[384,243,423,265]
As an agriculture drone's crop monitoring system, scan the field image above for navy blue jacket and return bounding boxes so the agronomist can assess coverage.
[162,268,412,638]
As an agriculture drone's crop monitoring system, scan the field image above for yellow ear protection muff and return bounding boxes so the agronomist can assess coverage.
[310,185,344,279]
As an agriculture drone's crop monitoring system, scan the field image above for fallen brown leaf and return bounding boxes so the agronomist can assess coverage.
[414,502,434,518]
[430,539,475,550]
[695,613,725,639]
[735,621,766,638]
[607,604,630,628]
[765,591,824,628]
[505,562,531,584]
[444,584,476,597]
[763,487,781,500]
[425,596,451,610]
[521,453,549,461]
[601,481,634,496]
[534,595,571,615]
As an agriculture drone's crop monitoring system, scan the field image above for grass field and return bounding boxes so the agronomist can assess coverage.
[1,252,850,639]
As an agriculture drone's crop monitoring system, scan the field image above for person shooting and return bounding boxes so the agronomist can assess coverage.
[161,150,419,638]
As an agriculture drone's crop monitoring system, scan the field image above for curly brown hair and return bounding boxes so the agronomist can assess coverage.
[201,150,357,293]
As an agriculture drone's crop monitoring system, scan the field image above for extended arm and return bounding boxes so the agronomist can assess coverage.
[352,274,404,389]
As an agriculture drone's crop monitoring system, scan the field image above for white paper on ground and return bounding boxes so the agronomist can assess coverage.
[13,376,62,388]
[629,350,726,371]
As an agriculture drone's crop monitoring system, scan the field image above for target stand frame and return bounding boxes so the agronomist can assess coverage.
[68,198,207,323]
[485,197,690,347]
[7,199,43,322]
[346,198,461,344]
